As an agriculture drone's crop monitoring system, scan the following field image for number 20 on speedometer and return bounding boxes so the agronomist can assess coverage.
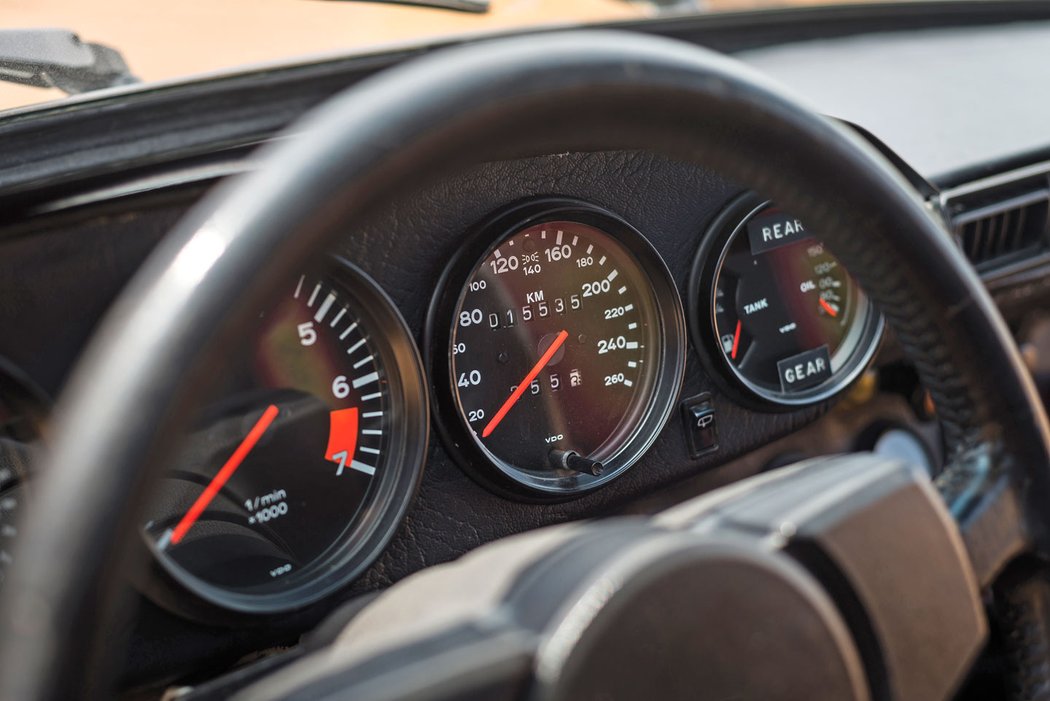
[428,200,686,499]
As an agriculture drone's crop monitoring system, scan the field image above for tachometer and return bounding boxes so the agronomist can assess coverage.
[428,199,685,498]
[690,196,883,406]
[142,260,427,615]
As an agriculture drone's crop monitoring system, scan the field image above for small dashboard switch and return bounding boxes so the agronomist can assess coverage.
[682,395,718,459]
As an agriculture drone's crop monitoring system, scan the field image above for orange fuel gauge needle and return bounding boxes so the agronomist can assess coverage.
[169,404,280,545]
[482,330,568,438]
[730,320,742,360]
[819,298,839,318]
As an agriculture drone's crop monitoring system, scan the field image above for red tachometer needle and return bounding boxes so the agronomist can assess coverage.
[482,330,569,438]
[730,320,742,360]
[170,403,280,545]
[819,298,839,318]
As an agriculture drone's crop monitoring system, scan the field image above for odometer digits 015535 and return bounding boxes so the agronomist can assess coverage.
[429,200,685,498]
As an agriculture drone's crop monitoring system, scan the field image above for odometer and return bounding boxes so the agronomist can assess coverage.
[691,197,883,407]
[430,200,685,498]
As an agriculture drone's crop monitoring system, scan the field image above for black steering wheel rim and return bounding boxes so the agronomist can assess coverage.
[1,29,1047,700]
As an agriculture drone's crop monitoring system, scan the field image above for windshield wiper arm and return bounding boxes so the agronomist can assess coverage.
[0,29,139,96]
[317,0,490,13]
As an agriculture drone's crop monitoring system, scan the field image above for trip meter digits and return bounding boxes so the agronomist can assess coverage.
[430,200,686,498]
[142,260,428,616]
[691,197,883,407]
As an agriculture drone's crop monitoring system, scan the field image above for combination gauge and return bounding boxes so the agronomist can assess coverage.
[690,195,883,408]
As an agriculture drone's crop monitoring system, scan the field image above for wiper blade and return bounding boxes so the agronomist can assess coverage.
[317,0,490,13]
[0,29,139,96]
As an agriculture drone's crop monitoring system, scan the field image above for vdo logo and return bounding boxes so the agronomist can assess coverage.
[545,434,565,444]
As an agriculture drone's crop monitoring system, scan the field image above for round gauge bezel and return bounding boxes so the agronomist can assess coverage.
[426,198,686,501]
[0,355,50,444]
[139,258,429,620]
[0,355,50,592]
[689,193,884,410]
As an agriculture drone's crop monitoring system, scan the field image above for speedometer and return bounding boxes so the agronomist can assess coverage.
[690,196,883,407]
[428,199,685,498]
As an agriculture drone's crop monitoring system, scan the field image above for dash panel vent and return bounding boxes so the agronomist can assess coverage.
[945,178,1049,269]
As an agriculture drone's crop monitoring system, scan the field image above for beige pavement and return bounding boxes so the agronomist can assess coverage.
[0,0,647,111]
[1,0,864,113]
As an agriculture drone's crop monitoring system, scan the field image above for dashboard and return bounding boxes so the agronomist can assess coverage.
[1,3,1050,694]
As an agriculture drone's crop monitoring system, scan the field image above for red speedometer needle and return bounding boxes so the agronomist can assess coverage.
[730,320,742,360]
[170,404,280,545]
[482,330,569,439]
[819,298,839,317]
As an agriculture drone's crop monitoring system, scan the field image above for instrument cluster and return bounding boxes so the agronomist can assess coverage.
[0,191,883,618]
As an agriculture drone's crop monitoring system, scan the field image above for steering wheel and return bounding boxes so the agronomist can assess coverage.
[2,30,1049,701]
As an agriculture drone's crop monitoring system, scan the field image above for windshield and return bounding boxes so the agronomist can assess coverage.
[2,0,866,114]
